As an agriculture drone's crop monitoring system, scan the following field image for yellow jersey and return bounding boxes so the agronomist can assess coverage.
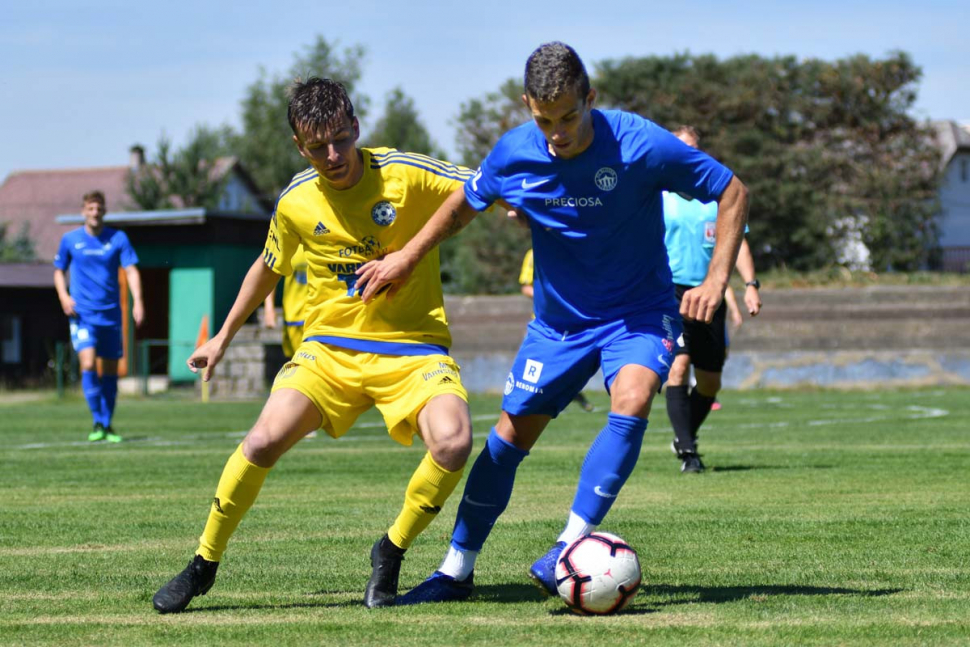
[263,148,473,354]
[518,248,534,287]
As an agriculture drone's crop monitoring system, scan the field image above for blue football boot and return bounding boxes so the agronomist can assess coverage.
[396,570,474,605]
[528,541,566,596]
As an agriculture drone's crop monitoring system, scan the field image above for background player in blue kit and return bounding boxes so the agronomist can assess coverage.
[663,125,762,473]
[357,42,750,603]
[53,191,144,442]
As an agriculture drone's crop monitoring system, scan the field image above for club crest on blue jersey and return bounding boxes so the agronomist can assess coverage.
[504,372,515,395]
[594,167,618,191]
[371,201,397,226]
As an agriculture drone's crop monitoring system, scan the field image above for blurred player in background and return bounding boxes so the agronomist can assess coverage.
[662,125,762,473]
[53,191,144,443]
[519,248,594,412]
[263,244,308,359]
[152,77,475,613]
[357,42,749,603]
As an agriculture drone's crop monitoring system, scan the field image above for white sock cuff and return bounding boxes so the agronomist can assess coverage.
[439,545,478,581]
[557,510,598,545]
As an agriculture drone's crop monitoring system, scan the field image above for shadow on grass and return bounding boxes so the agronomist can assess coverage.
[644,583,902,606]
[708,464,834,472]
[182,598,360,613]
[472,583,547,603]
[548,605,654,616]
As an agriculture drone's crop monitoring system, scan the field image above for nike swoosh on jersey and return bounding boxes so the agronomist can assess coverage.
[657,354,671,369]
[521,178,549,190]
[463,495,497,507]
[593,485,617,499]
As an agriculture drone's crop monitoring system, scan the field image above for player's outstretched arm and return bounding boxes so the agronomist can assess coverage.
[682,176,749,323]
[357,188,480,302]
[187,257,281,381]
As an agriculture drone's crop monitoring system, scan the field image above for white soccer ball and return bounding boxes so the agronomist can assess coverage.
[555,531,641,615]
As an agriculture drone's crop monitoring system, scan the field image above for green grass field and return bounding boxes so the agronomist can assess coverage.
[1,388,968,646]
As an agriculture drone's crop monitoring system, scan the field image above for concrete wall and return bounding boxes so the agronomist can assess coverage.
[201,286,970,398]
[445,286,970,392]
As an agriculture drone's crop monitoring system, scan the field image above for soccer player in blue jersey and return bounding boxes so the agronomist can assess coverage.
[357,42,750,603]
[53,191,144,443]
[152,78,477,613]
[663,125,762,473]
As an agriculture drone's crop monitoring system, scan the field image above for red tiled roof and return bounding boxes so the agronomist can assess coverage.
[0,167,131,262]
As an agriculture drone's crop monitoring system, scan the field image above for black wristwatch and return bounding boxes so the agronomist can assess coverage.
[745,279,761,289]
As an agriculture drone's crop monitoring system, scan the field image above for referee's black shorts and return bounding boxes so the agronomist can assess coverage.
[673,283,727,372]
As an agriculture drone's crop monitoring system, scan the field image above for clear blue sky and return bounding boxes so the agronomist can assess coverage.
[1,0,967,184]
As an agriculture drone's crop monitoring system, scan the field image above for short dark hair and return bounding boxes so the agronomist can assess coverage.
[287,77,356,138]
[673,125,701,146]
[524,42,590,103]
[82,190,105,206]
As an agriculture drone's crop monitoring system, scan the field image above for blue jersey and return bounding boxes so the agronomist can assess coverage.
[54,227,139,325]
[464,109,734,332]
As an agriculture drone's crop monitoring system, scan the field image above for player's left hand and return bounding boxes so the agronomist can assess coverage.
[744,285,762,316]
[505,207,529,229]
[132,301,145,327]
[681,281,724,323]
[356,250,417,303]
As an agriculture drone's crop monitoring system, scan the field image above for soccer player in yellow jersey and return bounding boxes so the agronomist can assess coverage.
[152,77,475,613]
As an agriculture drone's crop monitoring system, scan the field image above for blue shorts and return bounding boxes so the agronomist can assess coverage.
[502,312,682,418]
[70,316,123,359]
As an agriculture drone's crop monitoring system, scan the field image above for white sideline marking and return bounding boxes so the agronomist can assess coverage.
[11,414,500,450]
[8,405,950,451]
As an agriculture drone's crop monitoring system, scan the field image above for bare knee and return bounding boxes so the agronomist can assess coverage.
[666,355,691,386]
[694,370,722,397]
[611,386,655,418]
[426,415,472,471]
[242,425,287,467]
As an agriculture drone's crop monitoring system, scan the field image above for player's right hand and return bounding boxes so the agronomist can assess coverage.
[356,250,417,303]
[187,338,226,382]
[59,296,77,317]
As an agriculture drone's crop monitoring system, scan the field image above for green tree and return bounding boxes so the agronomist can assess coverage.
[364,87,442,157]
[234,36,368,201]
[0,222,37,262]
[126,126,232,210]
[595,51,941,270]
[453,78,530,167]
[438,78,532,293]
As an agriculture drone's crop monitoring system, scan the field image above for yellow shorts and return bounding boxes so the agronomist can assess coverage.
[271,341,468,446]
[282,324,303,359]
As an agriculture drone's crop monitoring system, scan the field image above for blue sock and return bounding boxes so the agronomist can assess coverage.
[100,375,118,428]
[451,427,529,552]
[571,413,648,525]
[81,370,103,426]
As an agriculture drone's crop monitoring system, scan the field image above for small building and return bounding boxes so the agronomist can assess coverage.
[933,120,970,272]
[0,262,66,385]
[0,149,276,384]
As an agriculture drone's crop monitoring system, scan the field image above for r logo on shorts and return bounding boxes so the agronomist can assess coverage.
[523,359,543,384]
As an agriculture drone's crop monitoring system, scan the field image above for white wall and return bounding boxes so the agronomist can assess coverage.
[939,151,970,247]
[218,173,268,215]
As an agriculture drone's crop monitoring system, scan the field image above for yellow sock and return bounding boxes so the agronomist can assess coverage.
[387,452,463,549]
[196,444,271,562]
